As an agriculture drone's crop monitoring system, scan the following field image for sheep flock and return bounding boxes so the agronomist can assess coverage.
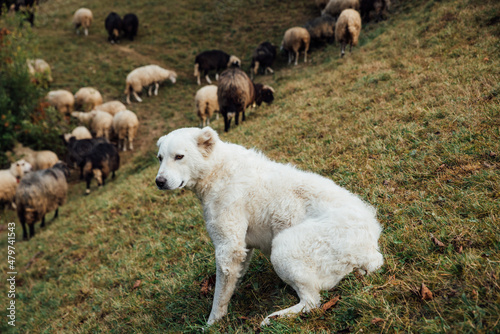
[2,0,391,243]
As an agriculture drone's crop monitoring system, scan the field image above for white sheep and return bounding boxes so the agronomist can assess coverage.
[0,159,32,209]
[46,89,74,115]
[10,143,59,171]
[73,8,93,36]
[27,59,53,83]
[322,0,360,17]
[94,100,127,116]
[112,110,139,151]
[281,27,311,66]
[195,85,219,127]
[124,64,177,104]
[74,87,103,111]
[63,126,92,142]
[335,9,362,57]
[71,110,113,140]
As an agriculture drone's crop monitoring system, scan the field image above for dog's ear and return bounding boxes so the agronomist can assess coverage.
[197,127,218,158]
[156,135,167,148]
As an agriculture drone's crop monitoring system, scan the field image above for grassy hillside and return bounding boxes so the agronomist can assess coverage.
[1,0,499,332]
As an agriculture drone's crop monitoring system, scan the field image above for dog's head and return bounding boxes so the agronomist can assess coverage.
[155,127,218,190]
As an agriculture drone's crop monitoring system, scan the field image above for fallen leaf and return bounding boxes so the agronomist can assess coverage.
[322,295,340,311]
[457,245,463,254]
[133,280,141,289]
[472,289,478,300]
[382,180,390,186]
[238,316,249,320]
[421,283,433,300]
[430,234,445,247]
[372,317,384,325]
[200,274,216,296]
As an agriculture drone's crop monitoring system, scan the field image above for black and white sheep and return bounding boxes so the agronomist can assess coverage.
[250,42,277,79]
[124,64,177,104]
[217,68,274,132]
[15,162,69,240]
[0,159,32,209]
[122,13,139,41]
[82,142,120,194]
[73,8,93,36]
[281,27,311,66]
[335,9,362,58]
[194,50,241,85]
[195,85,219,127]
[66,137,108,179]
[105,12,122,44]
[322,0,360,17]
[304,14,336,46]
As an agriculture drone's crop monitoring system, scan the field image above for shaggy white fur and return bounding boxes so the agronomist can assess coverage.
[155,127,384,326]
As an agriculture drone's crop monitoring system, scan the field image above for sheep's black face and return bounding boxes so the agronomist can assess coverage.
[262,89,274,104]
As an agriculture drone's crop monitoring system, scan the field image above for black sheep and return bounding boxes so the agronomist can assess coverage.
[304,14,336,46]
[66,137,108,180]
[194,50,241,85]
[250,42,277,79]
[105,12,123,44]
[82,143,120,194]
[122,13,139,41]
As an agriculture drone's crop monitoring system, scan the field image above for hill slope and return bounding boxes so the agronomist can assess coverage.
[1,0,499,332]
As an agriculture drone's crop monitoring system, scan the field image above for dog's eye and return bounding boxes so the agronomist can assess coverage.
[174,154,184,161]
[158,156,163,162]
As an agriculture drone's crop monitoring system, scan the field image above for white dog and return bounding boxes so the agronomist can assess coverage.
[155,127,384,326]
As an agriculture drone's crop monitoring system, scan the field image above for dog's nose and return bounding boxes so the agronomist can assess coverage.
[156,176,167,188]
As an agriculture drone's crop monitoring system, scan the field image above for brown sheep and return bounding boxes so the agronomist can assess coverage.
[335,9,362,57]
[281,27,311,66]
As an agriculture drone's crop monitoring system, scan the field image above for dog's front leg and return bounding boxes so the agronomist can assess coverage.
[207,246,248,325]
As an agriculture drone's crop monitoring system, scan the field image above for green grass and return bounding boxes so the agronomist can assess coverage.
[1,0,500,332]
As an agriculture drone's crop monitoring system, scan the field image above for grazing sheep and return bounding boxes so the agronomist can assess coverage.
[195,85,219,127]
[74,87,103,111]
[218,68,274,132]
[304,14,336,45]
[194,50,241,85]
[105,12,122,44]
[63,126,92,143]
[335,9,362,58]
[94,100,127,116]
[0,159,32,209]
[112,110,139,151]
[66,137,108,179]
[46,89,74,115]
[11,143,59,171]
[281,27,311,66]
[122,13,139,41]
[359,0,390,21]
[27,58,53,83]
[124,64,177,104]
[82,142,120,194]
[15,162,69,240]
[71,110,113,140]
[73,8,93,36]
[250,42,277,79]
[322,0,360,17]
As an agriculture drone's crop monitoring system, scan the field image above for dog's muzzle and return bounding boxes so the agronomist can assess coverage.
[156,176,167,189]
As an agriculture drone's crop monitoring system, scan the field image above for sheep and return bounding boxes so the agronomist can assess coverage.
[124,64,177,104]
[71,110,113,140]
[15,162,69,240]
[322,0,360,17]
[304,14,336,46]
[66,137,108,179]
[74,87,103,111]
[105,12,122,44]
[335,9,362,58]
[315,0,330,11]
[63,126,92,143]
[27,58,53,83]
[194,85,219,127]
[46,89,74,115]
[194,50,241,85]
[11,143,59,171]
[281,27,311,66]
[122,13,139,41]
[359,0,390,21]
[112,110,139,151]
[94,100,127,116]
[73,8,93,36]
[217,68,274,132]
[0,159,32,209]
[82,142,120,194]
[250,42,277,79]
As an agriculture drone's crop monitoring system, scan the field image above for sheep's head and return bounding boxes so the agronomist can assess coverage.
[254,84,275,106]
[169,71,177,84]
[228,55,241,68]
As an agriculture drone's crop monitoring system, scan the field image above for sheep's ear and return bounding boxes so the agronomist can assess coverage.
[156,135,167,148]
[197,127,218,158]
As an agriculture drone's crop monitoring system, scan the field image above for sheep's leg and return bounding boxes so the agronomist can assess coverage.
[295,50,299,66]
[126,93,131,105]
[129,138,133,151]
[205,74,212,84]
[41,215,45,228]
[84,28,88,36]
[341,43,346,58]
[223,113,231,132]
[154,82,159,96]
[350,43,352,53]
[112,171,116,179]
[288,52,292,65]
[86,176,92,194]
[304,45,309,63]
[215,73,219,81]
[29,223,35,239]
[242,110,246,122]
[20,218,28,240]
[133,90,143,102]
[266,67,274,74]
[53,208,59,220]
[148,85,153,96]
[197,74,201,85]
[235,111,240,126]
